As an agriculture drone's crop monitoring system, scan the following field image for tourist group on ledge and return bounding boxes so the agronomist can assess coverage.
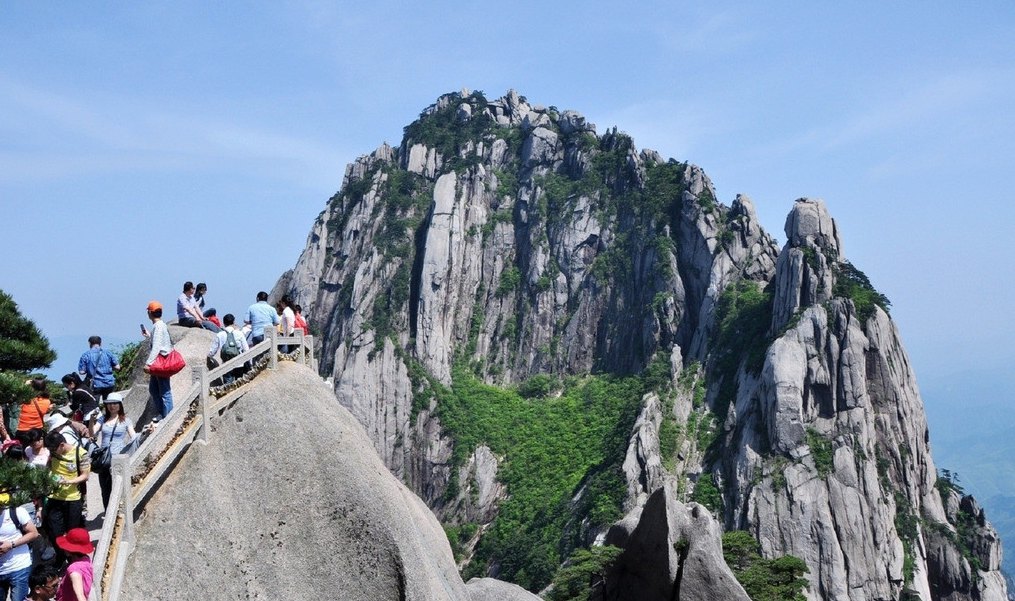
[0,282,308,601]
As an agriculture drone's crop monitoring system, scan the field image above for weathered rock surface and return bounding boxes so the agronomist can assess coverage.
[122,361,479,601]
[601,485,751,601]
[277,91,1008,600]
[465,577,542,601]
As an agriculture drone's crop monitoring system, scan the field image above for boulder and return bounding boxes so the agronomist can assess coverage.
[121,361,473,601]
[602,485,750,601]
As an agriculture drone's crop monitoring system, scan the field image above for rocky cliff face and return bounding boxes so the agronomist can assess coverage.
[279,90,1006,600]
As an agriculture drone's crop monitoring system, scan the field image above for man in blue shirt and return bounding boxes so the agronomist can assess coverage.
[78,336,119,400]
[246,291,279,345]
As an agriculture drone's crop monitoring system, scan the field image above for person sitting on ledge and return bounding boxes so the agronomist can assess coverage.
[177,281,220,332]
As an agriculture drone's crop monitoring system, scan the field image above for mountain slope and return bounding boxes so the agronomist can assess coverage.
[278,90,1007,600]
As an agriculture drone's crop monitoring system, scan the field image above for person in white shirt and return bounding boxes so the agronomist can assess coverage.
[278,295,297,353]
[143,301,174,418]
[208,314,250,383]
[0,493,40,601]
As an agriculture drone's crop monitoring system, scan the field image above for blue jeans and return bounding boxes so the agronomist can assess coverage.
[0,564,31,601]
[149,375,173,418]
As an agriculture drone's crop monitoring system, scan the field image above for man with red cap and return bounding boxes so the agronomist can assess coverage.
[142,300,174,418]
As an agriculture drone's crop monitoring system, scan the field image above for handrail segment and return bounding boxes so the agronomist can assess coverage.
[89,327,316,601]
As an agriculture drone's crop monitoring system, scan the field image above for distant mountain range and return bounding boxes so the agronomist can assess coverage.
[923,370,1015,580]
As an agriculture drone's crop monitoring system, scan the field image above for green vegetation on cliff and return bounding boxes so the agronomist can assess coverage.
[441,364,645,591]
[722,531,809,601]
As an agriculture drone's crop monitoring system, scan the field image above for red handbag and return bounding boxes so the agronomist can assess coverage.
[149,349,186,377]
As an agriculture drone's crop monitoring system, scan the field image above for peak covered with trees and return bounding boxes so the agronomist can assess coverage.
[275,90,1006,600]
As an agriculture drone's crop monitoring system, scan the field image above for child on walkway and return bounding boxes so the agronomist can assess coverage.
[53,528,92,601]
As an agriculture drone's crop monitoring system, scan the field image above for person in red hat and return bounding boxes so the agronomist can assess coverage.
[54,527,92,601]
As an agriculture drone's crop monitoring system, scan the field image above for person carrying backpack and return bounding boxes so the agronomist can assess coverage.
[77,336,120,401]
[0,491,40,601]
[208,314,249,384]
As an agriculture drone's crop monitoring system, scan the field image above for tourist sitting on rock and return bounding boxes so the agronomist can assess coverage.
[203,307,223,329]
[61,373,98,423]
[177,281,220,332]
[77,336,119,400]
[53,528,93,601]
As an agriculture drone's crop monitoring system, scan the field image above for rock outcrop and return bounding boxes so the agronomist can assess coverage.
[122,360,484,600]
[278,91,1007,600]
[601,485,751,601]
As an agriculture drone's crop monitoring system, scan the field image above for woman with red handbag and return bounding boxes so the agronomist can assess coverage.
[141,301,176,419]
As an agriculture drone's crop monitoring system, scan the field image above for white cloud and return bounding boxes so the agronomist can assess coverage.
[0,76,353,188]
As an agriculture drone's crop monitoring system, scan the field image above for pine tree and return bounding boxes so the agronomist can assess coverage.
[0,289,58,506]
[0,289,56,407]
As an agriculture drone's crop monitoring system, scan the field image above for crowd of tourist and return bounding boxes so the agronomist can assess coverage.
[0,282,309,600]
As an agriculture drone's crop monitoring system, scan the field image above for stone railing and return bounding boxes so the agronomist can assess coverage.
[89,327,316,601]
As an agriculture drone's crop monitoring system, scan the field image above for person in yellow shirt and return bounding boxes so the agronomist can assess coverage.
[43,430,90,565]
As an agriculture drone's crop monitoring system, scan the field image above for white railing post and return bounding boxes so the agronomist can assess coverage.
[307,335,316,371]
[296,329,305,364]
[268,326,278,369]
[198,364,210,444]
[114,454,135,543]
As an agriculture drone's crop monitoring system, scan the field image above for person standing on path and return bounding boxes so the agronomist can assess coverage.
[76,336,119,400]
[43,432,89,567]
[142,301,173,418]
[14,380,50,444]
[89,392,137,510]
[245,291,279,346]
[0,492,40,601]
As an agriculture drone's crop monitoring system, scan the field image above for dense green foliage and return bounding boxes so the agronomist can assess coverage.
[0,289,56,408]
[722,531,809,601]
[113,341,141,391]
[711,279,773,421]
[547,545,623,601]
[832,260,891,323]
[692,474,723,513]
[402,91,505,171]
[929,470,985,577]
[443,365,644,591]
[805,429,834,477]
[0,290,58,505]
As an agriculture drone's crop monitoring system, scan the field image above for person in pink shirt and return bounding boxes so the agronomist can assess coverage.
[54,528,92,601]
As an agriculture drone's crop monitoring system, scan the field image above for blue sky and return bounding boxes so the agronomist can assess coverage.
[2,3,1013,420]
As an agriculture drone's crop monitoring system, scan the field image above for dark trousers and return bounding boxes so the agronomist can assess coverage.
[44,498,83,565]
[179,316,221,333]
[98,468,113,509]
